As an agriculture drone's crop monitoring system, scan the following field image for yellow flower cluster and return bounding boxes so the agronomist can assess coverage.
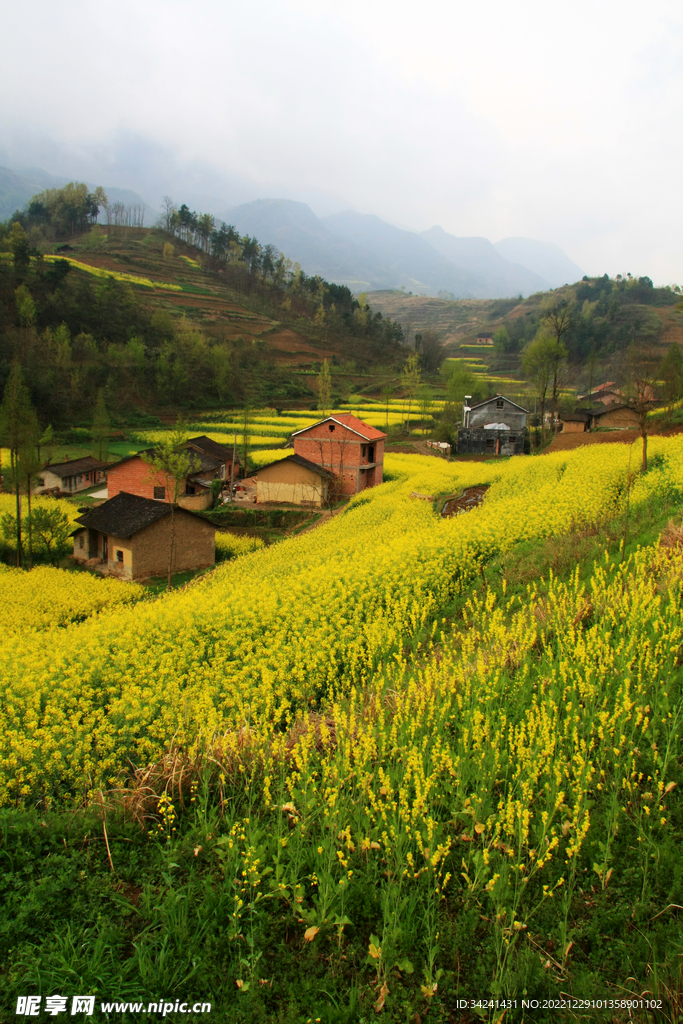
[43,255,182,291]
[0,564,144,633]
[215,532,266,560]
[0,436,681,809]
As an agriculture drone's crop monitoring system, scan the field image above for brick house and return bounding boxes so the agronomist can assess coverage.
[457,395,527,455]
[290,414,386,495]
[106,436,238,511]
[72,491,216,580]
[34,456,108,495]
[255,454,335,506]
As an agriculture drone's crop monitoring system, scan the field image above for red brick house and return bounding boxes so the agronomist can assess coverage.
[106,436,238,511]
[290,414,386,495]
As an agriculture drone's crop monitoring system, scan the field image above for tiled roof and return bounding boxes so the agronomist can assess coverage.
[291,414,386,441]
[470,395,529,414]
[256,454,335,479]
[43,456,108,477]
[74,491,214,538]
[188,435,237,462]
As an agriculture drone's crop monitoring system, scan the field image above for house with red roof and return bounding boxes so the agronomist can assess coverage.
[290,414,386,496]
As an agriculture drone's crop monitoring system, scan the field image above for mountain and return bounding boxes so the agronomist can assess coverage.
[0,165,155,222]
[494,237,583,290]
[321,210,484,296]
[224,199,380,288]
[420,226,551,296]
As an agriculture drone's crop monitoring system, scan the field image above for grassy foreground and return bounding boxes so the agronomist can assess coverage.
[1,447,683,1023]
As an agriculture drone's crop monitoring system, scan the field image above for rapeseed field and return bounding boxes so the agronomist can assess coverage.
[1,440,682,1021]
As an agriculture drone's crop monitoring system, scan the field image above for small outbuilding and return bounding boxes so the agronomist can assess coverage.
[72,491,215,580]
[255,454,335,506]
[34,456,108,495]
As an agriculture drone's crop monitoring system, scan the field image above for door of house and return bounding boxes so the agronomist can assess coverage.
[102,536,108,561]
[88,529,98,559]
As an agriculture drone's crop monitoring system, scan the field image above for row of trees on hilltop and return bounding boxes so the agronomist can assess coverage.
[159,198,406,346]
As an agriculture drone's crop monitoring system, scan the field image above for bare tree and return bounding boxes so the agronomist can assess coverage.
[621,343,660,473]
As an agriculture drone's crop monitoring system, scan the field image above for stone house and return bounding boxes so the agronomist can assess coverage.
[457,395,527,455]
[291,414,386,495]
[34,456,108,495]
[72,491,216,580]
[255,454,334,506]
[106,436,238,511]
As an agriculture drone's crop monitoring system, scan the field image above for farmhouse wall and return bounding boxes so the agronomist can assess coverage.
[131,513,215,579]
[257,459,329,506]
[457,428,524,456]
[178,492,212,511]
[293,423,385,495]
[562,419,588,433]
[469,398,526,430]
[595,407,640,429]
[107,458,169,501]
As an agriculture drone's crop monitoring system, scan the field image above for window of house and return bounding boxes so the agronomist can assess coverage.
[496,399,504,409]
[328,423,335,432]
[185,484,195,495]
[116,550,123,563]
[486,438,495,449]
[361,445,367,458]
[37,477,44,487]
[509,436,516,443]
[154,486,166,500]
[79,535,84,549]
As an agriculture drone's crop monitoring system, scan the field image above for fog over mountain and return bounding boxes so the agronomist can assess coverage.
[226,200,576,298]
[1,152,584,298]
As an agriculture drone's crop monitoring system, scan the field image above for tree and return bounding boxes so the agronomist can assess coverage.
[402,352,421,433]
[27,506,71,565]
[659,343,683,415]
[91,389,110,462]
[380,384,394,429]
[522,336,558,443]
[493,326,512,354]
[0,364,40,566]
[621,343,660,473]
[141,429,200,590]
[416,384,434,435]
[541,303,577,351]
[318,359,332,417]
[414,330,446,373]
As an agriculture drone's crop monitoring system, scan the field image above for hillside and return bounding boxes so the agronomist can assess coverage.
[0,225,406,423]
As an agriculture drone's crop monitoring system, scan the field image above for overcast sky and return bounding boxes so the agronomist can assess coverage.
[1,0,681,282]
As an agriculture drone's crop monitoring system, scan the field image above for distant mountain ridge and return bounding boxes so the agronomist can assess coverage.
[1,160,584,299]
[227,198,582,299]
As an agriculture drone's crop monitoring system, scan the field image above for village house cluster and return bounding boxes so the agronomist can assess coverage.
[61,415,386,581]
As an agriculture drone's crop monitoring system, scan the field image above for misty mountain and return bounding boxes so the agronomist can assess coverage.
[494,237,583,290]
[321,210,485,295]
[420,225,551,295]
[0,165,156,222]
[227,200,583,298]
